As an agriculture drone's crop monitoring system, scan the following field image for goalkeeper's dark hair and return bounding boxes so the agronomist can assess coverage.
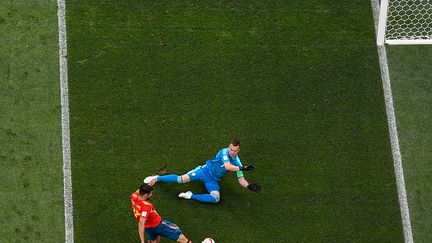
[230,139,240,147]
[139,183,153,196]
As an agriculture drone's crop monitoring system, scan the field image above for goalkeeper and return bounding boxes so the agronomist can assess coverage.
[144,139,261,204]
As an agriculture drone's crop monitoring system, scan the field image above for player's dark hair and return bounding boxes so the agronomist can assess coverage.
[139,183,153,196]
[230,139,240,147]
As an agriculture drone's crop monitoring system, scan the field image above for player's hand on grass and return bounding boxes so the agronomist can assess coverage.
[241,163,255,171]
[247,183,261,193]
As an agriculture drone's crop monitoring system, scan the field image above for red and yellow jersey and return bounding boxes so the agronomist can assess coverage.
[130,191,162,228]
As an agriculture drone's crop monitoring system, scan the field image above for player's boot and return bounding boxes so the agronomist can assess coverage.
[143,175,158,184]
[178,191,193,200]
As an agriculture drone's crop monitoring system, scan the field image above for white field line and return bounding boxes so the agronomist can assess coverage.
[57,0,74,242]
[370,0,413,242]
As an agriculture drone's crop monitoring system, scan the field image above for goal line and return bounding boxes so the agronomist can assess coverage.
[372,0,413,242]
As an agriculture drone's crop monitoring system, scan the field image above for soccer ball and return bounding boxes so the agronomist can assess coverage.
[202,238,215,243]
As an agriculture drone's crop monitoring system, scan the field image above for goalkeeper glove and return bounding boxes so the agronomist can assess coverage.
[241,163,255,171]
[247,183,261,193]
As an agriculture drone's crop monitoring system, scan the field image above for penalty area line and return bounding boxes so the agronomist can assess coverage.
[57,0,74,242]
[370,0,413,242]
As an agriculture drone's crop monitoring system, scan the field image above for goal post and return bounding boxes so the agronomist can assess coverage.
[377,0,432,45]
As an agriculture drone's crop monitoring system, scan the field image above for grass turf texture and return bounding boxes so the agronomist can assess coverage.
[67,0,404,241]
[0,1,64,242]
[387,46,432,243]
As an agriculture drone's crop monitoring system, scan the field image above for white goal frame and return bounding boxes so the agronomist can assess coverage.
[377,0,432,45]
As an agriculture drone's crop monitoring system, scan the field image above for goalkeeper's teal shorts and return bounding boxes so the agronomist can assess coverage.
[187,165,220,193]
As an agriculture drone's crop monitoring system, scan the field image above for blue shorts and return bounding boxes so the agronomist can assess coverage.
[187,165,220,193]
[145,219,182,241]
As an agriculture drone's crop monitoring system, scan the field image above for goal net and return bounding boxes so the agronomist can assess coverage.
[377,0,432,45]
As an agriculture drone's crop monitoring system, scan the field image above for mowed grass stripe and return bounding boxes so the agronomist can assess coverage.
[67,1,404,241]
[0,1,64,242]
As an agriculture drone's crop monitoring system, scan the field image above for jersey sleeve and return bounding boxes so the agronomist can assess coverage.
[220,148,231,163]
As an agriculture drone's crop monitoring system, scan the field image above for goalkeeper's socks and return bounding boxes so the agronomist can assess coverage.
[191,193,219,203]
[157,174,182,183]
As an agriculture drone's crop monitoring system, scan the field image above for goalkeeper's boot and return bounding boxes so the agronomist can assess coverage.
[178,191,193,200]
[143,175,158,184]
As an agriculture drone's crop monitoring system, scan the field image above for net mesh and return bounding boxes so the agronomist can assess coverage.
[386,0,432,41]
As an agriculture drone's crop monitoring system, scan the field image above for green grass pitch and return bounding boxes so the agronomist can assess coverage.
[0,1,64,242]
[4,0,432,242]
[66,1,404,242]
[387,46,432,243]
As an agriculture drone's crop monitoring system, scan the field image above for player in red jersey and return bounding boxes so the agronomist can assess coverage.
[131,179,191,243]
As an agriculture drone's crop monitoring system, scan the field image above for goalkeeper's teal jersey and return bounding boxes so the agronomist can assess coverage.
[204,148,243,180]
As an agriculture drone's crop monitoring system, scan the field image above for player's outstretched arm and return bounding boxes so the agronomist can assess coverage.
[238,177,261,193]
[224,162,241,172]
[224,162,256,172]
[138,218,146,243]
